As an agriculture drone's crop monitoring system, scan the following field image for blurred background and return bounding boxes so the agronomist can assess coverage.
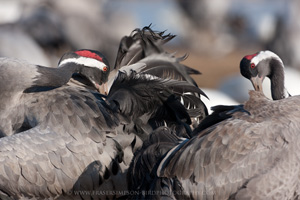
[1,0,300,110]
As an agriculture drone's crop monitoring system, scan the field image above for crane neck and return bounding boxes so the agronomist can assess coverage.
[268,59,289,100]
[33,63,81,88]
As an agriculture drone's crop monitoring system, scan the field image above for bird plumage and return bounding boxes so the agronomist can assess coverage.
[128,51,300,199]
[0,31,207,200]
[157,90,300,199]
[0,50,108,136]
[0,26,208,199]
[112,25,201,87]
[109,25,208,126]
[0,67,195,199]
[127,126,185,200]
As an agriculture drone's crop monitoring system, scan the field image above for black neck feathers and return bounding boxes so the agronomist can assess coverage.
[29,64,80,92]
[268,58,285,100]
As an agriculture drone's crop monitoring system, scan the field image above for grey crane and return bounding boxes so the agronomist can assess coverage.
[0,56,204,199]
[0,49,110,137]
[0,26,208,199]
[128,50,300,199]
[240,50,290,100]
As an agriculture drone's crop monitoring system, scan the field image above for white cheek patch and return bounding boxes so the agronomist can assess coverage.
[251,50,283,66]
[58,57,106,70]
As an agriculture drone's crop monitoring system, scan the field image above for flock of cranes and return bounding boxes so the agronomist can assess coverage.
[0,26,299,200]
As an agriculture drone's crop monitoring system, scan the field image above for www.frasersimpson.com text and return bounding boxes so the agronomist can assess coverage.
[72,190,183,196]
[70,189,213,197]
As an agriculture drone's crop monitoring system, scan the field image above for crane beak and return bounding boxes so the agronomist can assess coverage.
[250,76,263,92]
[98,82,108,95]
[92,81,108,95]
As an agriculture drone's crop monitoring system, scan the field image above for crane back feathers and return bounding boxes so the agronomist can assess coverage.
[128,90,300,199]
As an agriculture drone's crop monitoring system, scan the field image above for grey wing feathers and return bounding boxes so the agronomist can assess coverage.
[157,115,291,199]
[108,72,207,129]
[0,126,71,198]
[0,125,128,199]
[113,25,175,70]
[107,72,196,132]
[138,53,200,86]
[25,86,118,134]
[113,25,202,87]
[110,26,208,126]
[0,86,125,199]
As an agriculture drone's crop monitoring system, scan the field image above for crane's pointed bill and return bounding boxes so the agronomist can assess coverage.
[99,82,108,95]
[250,76,263,92]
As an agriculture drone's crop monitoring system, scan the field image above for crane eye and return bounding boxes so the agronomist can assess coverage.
[250,63,255,69]
[103,66,108,72]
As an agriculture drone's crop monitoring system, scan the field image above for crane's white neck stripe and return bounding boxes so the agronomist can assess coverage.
[251,50,284,67]
[58,57,106,70]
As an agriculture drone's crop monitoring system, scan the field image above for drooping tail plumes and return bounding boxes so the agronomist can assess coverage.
[110,26,208,127]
